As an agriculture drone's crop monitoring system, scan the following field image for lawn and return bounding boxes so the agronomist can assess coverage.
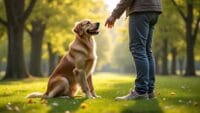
[0,73,200,113]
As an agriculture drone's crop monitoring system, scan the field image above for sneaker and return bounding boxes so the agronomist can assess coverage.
[115,91,148,100]
[148,92,156,99]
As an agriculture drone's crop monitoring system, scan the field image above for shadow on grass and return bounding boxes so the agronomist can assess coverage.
[96,80,163,113]
[0,97,87,113]
[110,80,163,113]
[121,99,163,113]
[46,97,87,113]
[0,77,47,85]
[0,101,46,113]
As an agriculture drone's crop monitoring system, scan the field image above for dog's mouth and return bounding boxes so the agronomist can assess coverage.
[87,23,100,35]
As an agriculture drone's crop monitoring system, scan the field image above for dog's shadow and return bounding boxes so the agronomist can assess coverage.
[46,96,87,113]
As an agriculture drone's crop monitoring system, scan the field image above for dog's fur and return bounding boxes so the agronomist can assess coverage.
[26,20,100,98]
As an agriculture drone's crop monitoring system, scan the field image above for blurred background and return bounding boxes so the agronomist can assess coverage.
[0,0,199,80]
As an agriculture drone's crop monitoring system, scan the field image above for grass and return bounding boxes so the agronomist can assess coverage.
[0,73,200,113]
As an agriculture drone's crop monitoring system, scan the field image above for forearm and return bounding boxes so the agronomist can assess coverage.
[111,0,134,19]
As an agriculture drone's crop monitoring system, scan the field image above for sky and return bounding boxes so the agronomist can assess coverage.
[104,0,119,12]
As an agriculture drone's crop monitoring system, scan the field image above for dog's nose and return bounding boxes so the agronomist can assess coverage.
[96,22,100,28]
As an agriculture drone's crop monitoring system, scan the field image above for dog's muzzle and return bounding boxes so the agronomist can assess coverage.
[87,22,100,35]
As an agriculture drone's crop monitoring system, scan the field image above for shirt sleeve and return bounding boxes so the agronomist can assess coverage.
[111,0,134,19]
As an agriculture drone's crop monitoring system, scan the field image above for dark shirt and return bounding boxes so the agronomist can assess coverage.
[111,0,162,19]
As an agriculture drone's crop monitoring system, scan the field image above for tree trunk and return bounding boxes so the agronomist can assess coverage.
[4,0,28,79]
[47,42,56,75]
[161,39,169,75]
[2,0,36,79]
[0,60,1,72]
[170,0,200,76]
[29,20,45,76]
[179,58,184,75]
[185,39,195,76]
[155,54,161,74]
[185,4,196,76]
[171,47,177,75]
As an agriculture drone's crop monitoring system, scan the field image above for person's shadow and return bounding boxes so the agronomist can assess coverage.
[121,99,163,113]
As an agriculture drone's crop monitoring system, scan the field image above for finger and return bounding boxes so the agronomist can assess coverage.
[108,24,113,28]
[105,22,111,28]
[105,23,108,27]
[105,20,109,27]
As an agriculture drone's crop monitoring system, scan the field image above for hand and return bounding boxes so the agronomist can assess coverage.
[105,16,116,28]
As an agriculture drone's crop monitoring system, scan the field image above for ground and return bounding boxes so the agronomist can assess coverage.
[0,73,200,113]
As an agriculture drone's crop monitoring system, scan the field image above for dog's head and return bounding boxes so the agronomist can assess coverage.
[73,19,100,37]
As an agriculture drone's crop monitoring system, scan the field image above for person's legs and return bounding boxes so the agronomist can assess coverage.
[129,13,150,95]
[146,12,159,97]
[146,25,155,94]
[115,12,160,100]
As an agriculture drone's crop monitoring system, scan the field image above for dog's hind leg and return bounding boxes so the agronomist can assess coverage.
[48,77,69,98]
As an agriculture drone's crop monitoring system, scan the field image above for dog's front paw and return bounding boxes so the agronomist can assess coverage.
[94,95,101,98]
[91,91,101,98]
[85,92,94,99]
[86,95,95,99]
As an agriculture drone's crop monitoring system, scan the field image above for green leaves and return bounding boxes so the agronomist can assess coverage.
[26,0,105,57]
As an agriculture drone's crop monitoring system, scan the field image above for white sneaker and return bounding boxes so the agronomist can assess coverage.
[115,91,148,100]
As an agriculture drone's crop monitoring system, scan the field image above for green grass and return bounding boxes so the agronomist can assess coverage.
[0,73,200,113]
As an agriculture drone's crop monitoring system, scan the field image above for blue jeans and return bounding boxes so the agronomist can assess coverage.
[129,12,159,94]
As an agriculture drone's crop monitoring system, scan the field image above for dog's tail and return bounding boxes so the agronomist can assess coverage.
[26,92,44,98]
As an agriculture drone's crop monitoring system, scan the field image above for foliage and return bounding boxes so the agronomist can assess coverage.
[0,0,200,75]
[0,0,6,21]
[26,0,111,69]
[154,0,186,59]
[0,1,7,63]
[0,34,7,63]
[0,73,200,113]
[27,0,105,55]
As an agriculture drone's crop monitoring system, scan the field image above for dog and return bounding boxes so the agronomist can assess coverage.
[26,19,100,99]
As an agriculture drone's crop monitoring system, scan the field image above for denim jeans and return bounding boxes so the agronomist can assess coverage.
[129,12,159,94]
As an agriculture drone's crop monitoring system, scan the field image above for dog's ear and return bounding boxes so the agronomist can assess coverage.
[73,22,83,36]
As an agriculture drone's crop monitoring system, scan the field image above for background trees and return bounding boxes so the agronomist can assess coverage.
[0,0,200,79]
[171,0,200,76]
[0,0,36,79]
[154,0,185,75]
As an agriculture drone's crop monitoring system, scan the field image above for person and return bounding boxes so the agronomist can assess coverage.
[105,0,162,100]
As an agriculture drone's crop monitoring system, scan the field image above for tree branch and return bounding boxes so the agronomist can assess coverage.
[193,14,200,41]
[4,0,19,26]
[24,25,32,36]
[0,18,7,26]
[171,0,187,21]
[21,0,37,22]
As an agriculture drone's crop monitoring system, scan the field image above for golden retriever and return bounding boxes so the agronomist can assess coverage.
[26,19,100,98]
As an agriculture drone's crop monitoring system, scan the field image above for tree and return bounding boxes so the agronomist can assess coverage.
[0,28,7,72]
[47,42,57,74]
[0,0,37,79]
[25,0,52,76]
[161,38,169,75]
[154,0,186,75]
[24,0,105,75]
[171,0,200,76]
[26,19,45,76]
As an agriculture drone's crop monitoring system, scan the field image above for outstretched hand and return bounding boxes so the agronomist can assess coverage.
[105,16,116,28]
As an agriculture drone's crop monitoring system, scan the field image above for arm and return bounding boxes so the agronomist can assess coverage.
[105,0,134,28]
[111,0,134,19]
